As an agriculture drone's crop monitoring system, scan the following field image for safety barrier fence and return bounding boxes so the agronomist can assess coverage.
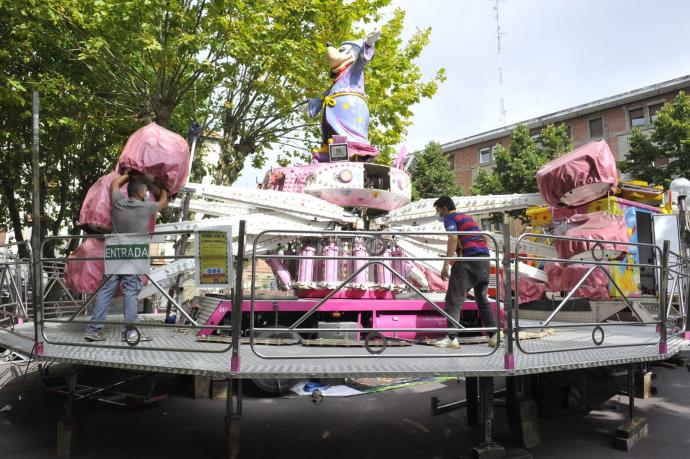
[0,241,32,333]
[0,220,681,373]
[36,231,235,354]
[249,229,504,360]
[514,233,681,356]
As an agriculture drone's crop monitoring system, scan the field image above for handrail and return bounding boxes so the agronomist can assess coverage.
[248,228,503,360]
[513,231,684,356]
[34,231,234,354]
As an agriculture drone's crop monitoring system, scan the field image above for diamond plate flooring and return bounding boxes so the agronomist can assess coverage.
[0,316,683,378]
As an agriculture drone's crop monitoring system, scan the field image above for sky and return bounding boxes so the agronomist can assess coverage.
[234,0,690,187]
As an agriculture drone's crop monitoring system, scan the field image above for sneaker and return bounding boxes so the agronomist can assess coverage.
[121,329,153,344]
[488,330,505,348]
[433,336,460,349]
[84,331,106,342]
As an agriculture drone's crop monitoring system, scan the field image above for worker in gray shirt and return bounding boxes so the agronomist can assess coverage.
[84,171,168,342]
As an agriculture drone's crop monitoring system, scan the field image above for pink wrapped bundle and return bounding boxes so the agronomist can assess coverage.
[505,275,546,304]
[63,238,148,295]
[118,122,190,195]
[64,238,106,294]
[554,212,629,260]
[537,140,618,207]
[79,171,156,233]
[544,262,609,299]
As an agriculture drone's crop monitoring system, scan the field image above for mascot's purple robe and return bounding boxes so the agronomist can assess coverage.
[308,40,379,161]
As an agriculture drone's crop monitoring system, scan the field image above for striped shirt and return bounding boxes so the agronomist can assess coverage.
[443,212,489,256]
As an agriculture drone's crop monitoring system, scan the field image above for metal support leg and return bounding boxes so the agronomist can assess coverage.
[506,376,540,449]
[226,378,242,459]
[466,376,479,425]
[57,365,78,459]
[614,364,648,451]
[473,377,505,459]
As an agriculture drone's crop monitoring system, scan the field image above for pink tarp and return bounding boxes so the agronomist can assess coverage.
[554,212,629,260]
[545,262,609,299]
[505,275,546,304]
[63,238,105,294]
[63,238,148,295]
[117,122,190,195]
[536,140,618,207]
[79,172,121,232]
[79,172,156,233]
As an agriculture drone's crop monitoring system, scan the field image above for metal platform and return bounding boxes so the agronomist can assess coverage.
[0,316,683,379]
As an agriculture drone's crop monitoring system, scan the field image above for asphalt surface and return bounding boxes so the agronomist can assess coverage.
[0,361,689,459]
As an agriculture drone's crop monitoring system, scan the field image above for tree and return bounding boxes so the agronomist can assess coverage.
[472,123,572,195]
[410,141,462,201]
[214,3,445,184]
[620,91,690,187]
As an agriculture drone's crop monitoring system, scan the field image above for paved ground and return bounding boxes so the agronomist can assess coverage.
[0,360,689,458]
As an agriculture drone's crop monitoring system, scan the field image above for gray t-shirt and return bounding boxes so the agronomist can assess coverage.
[111,190,158,234]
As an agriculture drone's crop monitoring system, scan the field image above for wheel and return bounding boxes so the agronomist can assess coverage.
[251,326,301,394]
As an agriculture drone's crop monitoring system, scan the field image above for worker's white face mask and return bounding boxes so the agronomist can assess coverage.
[145,191,150,201]
[435,211,444,222]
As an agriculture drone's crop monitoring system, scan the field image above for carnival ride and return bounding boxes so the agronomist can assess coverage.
[0,30,688,458]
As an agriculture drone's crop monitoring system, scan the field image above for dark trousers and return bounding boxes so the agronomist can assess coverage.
[445,258,496,338]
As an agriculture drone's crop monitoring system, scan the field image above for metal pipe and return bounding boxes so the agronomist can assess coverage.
[146,275,197,326]
[66,274,115,321]
[659,240,670,354]
[231,220,245,373]
[502,219,514,368]
[31,91,43,350]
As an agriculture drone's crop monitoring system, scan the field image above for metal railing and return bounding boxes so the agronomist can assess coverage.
[36,231,235,354]
[513,232,678,355]
[0,241,32,332]
[249,229,503,360]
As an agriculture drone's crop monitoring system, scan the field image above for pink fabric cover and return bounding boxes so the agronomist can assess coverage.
[79,171,156,233]
[64,238,148,295]
[545,262,610,299]
[64,238,105,294]
[505,275,546,304]
[554,212,629,259]
[536,140,618,207]
[117,122,190,195]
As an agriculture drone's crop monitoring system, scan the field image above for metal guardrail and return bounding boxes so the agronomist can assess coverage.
[513,232,680,355]
[249,229,503,360]
[36,231,235,354]
[0,241,32,332]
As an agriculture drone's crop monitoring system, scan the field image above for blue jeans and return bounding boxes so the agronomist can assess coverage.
[87,275,142,333]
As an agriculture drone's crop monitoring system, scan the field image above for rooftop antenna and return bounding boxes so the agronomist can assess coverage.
[493,0,507,125]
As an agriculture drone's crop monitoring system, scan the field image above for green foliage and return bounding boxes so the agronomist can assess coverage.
[620,91,690,187]
[0,0,443,244]
[411,141,462,201]
[472,123,572,195]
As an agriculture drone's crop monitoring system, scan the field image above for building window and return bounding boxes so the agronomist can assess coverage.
[589,117,603,138]
[649,103,663,123]
[629,107,645,128]
[565,124,572,138]
[479,146,493,164]
[448,153,455,170]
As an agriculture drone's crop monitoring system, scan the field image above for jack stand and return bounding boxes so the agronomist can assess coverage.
[614,365,648,451]
[472,377,506,459]
[57,365,78,459]
[226,378,242,459]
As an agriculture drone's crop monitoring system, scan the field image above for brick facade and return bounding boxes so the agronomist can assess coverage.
[444,76,690,193]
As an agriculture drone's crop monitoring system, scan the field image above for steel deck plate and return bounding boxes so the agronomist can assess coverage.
[0,317,683,378]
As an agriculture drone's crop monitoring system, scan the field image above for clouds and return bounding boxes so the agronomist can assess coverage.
[235,0,690,187]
